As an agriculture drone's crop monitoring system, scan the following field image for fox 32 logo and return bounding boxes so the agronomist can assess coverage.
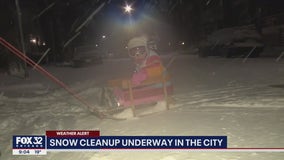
[13,136,45,149]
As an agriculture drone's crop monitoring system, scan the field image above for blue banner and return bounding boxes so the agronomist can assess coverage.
[47,136,227,149]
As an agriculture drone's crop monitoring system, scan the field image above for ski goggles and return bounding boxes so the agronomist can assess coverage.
[128,46,147,58]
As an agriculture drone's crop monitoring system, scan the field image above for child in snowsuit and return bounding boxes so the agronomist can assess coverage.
[128,35,167,86]
[102,35,170,107]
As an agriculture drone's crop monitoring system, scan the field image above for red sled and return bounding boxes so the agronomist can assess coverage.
[108,76,173,116]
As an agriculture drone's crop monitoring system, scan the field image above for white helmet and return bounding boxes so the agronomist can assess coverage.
[127,36,148,49]
[127,36,149,58]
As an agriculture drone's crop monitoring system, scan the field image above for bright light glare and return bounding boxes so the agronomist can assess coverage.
[30,38,37,44]
[124,4,133,13]
[102,35,106,39]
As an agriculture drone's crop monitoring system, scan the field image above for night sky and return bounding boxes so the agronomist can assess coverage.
[1,0,284,62]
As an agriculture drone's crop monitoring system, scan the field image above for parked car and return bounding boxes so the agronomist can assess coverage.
[72,45,103,67]
[198,26,264,58]
[0,49,26,77]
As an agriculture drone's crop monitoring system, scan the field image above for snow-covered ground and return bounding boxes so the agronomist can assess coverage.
[1,55,284,159]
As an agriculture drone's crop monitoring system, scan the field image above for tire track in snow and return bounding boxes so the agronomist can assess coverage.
[175,85,252,102]
[0,89,83,116]
[174,84,284,108]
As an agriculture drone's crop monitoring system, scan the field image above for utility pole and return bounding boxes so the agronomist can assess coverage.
[15,0,28,78]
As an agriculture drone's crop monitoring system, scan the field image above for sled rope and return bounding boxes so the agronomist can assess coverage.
[0,37,105,118]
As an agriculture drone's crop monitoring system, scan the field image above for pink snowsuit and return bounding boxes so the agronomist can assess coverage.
[131,50,162,86]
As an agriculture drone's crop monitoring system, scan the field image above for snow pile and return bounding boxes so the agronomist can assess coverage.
[112,107,135,119]
[112,101,171,119]
[207,26,262,45]
[138,101,168,116]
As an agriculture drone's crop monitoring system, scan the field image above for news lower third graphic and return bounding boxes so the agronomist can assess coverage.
[12,130,226,155]
[11,130,284,155]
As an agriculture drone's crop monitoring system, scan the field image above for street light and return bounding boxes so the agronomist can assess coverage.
[124,4,133,14]
[123,3,134,38]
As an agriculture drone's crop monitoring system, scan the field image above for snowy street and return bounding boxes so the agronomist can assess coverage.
[1,55,284,159]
